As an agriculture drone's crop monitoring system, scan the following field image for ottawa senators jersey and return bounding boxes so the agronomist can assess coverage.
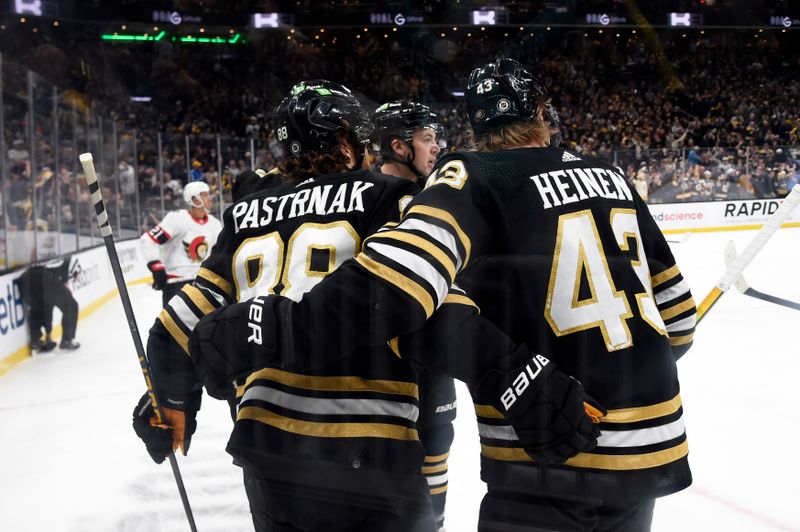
[352,147,697,501]
[140,210,222,280]
[146,169,426,502]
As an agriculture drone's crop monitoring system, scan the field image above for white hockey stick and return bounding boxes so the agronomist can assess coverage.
[167,276,195,285]
[666,232,692,244]
[697,184,800,322]
[724,241,800,312]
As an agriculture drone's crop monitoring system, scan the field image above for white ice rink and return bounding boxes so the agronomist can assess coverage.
[1,227,799,532]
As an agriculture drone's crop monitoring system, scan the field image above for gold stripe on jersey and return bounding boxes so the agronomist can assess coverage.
[480,444,530,462]
[388,337,401,358]
[651,265,680,287]
[197,267,233,298]
[430,486,448,495]
[244,366,419,397]
[443,293,480,312]
[475,397,683,425]
[602,394,682,423]
[480,440,689,470]
[237,406,419,440]
[425,451,450,463]
[405,205,472,268]
[373,230,457,281]
[422,463,449,474]
[567,440,689,470]
[356,254,435,318]
[660,298,696,321]
[158,308,189,354]
[474,404,505,419]
[669,333,694,346]
[182,284,217,315]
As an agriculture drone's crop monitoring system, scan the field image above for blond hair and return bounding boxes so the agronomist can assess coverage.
[473,105,559,152]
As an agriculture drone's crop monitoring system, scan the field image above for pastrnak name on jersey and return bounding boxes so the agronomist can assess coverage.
[231,180,375,233]
[530,167,633,209]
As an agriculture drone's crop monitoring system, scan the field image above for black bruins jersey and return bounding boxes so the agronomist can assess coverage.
[146,169,429,503]
[347,147,696,502]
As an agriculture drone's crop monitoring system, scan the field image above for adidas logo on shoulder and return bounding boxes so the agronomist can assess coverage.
[561,151,582,162]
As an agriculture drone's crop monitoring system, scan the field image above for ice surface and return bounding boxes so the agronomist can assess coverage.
[1,227,798,531]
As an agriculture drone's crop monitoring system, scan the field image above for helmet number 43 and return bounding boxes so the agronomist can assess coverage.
[475,79,494,94]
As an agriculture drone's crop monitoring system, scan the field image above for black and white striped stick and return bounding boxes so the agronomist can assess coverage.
[78,153,198,532]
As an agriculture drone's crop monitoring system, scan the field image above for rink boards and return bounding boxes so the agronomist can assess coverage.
[0,238,150,375]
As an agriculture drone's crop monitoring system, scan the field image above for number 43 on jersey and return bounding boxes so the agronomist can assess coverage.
[546,209,667,351]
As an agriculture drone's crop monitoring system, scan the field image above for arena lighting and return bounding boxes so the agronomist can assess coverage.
[472,10,496,25]
[101,30,166,42]
[179,33,241,44]
[14,0,42,16]
[669,12,703,26]
[585,13,628,26]
[100,31,241,44]
[769,16,797,27]
[253,12,279,28]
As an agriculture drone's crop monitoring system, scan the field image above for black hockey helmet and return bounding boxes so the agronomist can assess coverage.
[372,101,446,158]
[372,101,446,177]
[274,80,373,161]
[465,58,560,145]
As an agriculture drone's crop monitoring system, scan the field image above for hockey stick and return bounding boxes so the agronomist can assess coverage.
[724,241,800,312]
[666,232,692,244]
[697,184,800,323]
[167,276,195,285]
[79,153,198,532]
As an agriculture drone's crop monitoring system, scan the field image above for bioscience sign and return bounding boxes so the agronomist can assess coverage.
[648,197,800,233]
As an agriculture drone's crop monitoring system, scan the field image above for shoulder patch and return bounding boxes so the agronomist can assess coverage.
[425,159,469,190]
[398,195,414,215]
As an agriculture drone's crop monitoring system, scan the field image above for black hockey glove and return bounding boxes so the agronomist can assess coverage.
[132,391,201,464]
[147,260,168,291]
[472,347,605,464]
[189,296,287,400]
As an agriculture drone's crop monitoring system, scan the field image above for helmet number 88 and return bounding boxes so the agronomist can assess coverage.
[276,126,289,141]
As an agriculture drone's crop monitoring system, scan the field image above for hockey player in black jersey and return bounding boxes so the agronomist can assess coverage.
[133,80,436,531]
[190,59,696,531]
[452,58,696,532]
[373,100,444,182]
[134,78,599,531]
[373,101,454,530]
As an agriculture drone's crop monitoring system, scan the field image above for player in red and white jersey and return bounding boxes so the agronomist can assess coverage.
[139,181,222,306]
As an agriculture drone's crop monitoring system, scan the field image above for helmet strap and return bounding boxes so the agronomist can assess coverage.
[190,196,209,212]
[386,137,425,179]
[402,144,426,179]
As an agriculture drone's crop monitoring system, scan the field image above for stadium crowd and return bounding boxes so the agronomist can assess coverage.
[2,22,799,262]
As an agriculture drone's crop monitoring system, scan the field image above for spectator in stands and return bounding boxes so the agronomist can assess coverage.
[773,170,792,197]
[163,171,183,202]
[751,162,774,198]
[632,165,649,201]
[245,116,261,138]
[8,139,30,164]
[189,160,204,182]
[118,161,136,197]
